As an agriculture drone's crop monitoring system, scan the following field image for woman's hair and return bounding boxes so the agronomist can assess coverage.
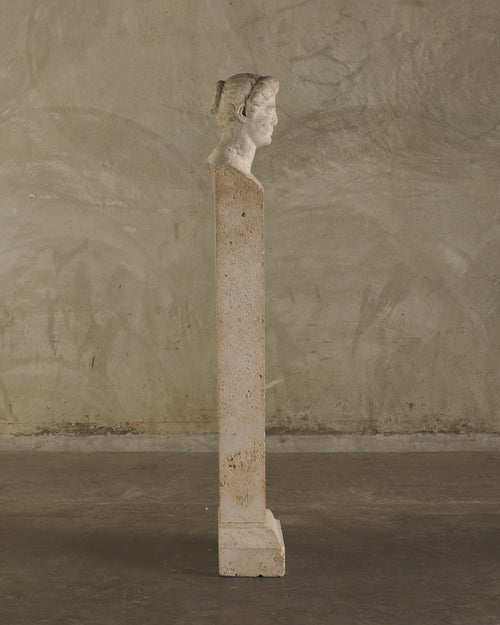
[211,73,279,127]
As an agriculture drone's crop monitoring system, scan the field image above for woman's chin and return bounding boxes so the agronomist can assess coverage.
[254,132,273,148]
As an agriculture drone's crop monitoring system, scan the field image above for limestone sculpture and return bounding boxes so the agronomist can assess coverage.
[208,73,285,577]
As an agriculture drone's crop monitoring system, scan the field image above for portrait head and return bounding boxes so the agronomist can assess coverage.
[211,73,279,148]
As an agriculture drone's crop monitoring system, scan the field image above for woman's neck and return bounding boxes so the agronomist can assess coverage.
[208,125,257,178]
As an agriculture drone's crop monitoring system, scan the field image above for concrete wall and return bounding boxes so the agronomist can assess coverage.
[1,0,499,441]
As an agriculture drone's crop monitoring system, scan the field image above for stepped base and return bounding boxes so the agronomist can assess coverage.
[219,508,285,577]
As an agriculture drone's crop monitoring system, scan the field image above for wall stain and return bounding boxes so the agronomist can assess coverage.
[26,422,141,437]
[0,376,13,420]
[352,264,413,354]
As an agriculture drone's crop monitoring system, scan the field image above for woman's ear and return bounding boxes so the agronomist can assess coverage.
[236,103,247,123]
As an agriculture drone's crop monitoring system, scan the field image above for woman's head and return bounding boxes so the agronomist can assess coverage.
[211,73,279,146]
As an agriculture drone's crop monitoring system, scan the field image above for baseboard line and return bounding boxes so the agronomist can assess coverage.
[0,433,499,452]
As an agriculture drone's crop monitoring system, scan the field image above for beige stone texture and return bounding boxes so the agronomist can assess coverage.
[211,166,285,576]
[214,167,266,525]
[208,71,285,576]
[219,509,285,577]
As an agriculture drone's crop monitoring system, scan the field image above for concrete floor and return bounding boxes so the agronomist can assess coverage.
[0,452,499,625]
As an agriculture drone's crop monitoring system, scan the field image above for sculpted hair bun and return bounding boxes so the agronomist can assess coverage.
[211,73,279,127]
[211,80,225,115]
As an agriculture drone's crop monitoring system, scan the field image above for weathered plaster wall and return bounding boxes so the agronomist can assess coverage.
[1,0,499,439]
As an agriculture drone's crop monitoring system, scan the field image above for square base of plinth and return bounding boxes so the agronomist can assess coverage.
[218,508,285,577]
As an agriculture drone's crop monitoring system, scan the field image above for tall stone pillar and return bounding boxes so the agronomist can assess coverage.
[208,73,285,577]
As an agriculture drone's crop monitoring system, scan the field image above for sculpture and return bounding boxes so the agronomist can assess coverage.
[208,73,285,577]
[207,73,279,185]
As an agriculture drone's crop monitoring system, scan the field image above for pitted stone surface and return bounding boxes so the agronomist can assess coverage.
[209,74,285,576]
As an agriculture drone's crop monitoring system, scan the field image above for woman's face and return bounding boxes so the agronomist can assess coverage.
[245,95,278,148]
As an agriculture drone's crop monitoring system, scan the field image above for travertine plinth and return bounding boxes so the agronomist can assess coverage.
[213,166,285,577]
[219,508,285,577]
[208,72,284,577]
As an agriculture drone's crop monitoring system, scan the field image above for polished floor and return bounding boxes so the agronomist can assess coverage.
[0,451,499,624]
